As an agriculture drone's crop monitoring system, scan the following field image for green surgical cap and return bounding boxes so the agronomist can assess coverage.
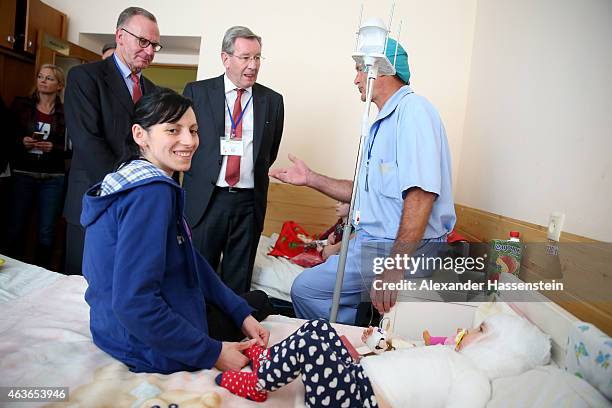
[385,38,410,84]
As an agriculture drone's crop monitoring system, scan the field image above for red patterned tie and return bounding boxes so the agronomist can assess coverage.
[225,88,245,186]
[131,73,142,103]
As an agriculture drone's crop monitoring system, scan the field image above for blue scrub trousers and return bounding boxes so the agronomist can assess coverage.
[290,231,446,324]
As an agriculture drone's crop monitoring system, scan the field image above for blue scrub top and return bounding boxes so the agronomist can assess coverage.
[354,86,456,240]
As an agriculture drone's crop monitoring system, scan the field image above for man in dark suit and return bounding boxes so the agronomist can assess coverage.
[183,26,284,294]
[63,7,160,275]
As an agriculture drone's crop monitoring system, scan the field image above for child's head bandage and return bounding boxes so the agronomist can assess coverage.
[460,314,551,379]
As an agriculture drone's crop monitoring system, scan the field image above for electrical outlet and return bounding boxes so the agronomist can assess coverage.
[547,212,565,241]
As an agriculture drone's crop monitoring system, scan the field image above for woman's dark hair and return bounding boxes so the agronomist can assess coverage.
[116,87,194,170]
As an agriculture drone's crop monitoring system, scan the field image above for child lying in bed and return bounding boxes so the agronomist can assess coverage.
[215,314,550,408]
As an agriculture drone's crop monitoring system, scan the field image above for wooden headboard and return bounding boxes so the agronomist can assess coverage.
[455,203,612,335]
[263,182,338,237]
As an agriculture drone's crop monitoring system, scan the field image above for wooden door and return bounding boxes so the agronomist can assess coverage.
[24,0,67,54]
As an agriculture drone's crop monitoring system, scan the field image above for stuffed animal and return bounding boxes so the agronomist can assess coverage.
[364,317,401,354]
[365,326,389,353]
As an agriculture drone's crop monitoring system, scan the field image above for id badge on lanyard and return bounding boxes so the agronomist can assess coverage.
[220,92,252,157]
[220,137,244,156]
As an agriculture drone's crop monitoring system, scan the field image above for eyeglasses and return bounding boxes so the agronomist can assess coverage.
[37,75,57,82]
[229,54,264,64]
[121,28,163,52]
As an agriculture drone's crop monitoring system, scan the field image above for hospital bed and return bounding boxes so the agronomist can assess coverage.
[251,233,303,304]
[251,182,336,312]
[0,254,360,408]
[1,254,610,407]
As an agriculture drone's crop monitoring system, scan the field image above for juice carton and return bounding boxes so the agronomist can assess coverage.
[488,231,523,277]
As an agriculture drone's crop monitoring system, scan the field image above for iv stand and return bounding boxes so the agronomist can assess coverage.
[329,64,379,323]
[328,3,399,323]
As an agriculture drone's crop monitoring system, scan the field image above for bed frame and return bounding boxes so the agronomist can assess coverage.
[386,299,576,368]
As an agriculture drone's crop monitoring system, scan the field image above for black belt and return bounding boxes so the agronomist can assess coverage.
[215,186,254,193]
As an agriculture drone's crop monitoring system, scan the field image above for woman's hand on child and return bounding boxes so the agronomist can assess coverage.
[242,315,270,348]
[215,339,256,371]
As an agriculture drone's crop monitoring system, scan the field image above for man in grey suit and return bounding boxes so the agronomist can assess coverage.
[63,7,160,275]
[183,26,284,294]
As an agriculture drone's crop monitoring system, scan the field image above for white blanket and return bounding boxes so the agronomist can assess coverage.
[0,256,363,408]
[361,346,490,408]
[251,234,304,302]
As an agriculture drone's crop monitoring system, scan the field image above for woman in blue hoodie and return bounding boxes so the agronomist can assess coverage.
[81,88,271,374]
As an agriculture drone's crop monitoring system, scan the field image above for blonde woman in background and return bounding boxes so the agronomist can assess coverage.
[2,64,67,269]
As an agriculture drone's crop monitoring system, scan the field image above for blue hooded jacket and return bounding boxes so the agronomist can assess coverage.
[81,160,253,373]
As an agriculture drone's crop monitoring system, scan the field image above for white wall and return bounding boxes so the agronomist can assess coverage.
[194,0,476,183]
[43,0,476,183]
[45,0,611,240]
[456,0,612,241]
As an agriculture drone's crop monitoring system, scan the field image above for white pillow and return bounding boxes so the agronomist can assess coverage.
[473,302,521,327]
[488,365,611,408]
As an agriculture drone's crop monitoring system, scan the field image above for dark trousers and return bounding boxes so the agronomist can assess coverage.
[4,173,65,267]
[65,221,85,275]
[206,290,275,342]
[191,188,259,294]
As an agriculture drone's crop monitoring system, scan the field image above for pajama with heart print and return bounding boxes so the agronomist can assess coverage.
[216,318,378,407]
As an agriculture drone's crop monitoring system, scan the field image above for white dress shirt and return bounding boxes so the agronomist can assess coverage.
[112,53,141,99]
[216,74,255,188]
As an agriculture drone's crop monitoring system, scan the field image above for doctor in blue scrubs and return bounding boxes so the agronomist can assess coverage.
[270,38,456,324]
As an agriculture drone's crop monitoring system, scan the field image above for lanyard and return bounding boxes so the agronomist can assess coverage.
[365,120,383,192]
[225,92,253,138]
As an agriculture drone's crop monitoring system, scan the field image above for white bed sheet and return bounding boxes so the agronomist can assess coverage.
[3,256,608,407]
[0,255,364,408]
[488,365,611,408]
[0,255,61,304]
[251,234,304,302]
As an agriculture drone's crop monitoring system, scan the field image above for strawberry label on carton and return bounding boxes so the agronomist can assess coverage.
[489,239,522,277]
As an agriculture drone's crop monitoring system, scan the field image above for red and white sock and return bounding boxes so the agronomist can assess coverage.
[243,344,270,372]
[215,371,267,402]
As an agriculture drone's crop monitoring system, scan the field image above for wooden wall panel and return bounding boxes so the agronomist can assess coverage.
[263,183,337,237]
[455,203,612,335]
